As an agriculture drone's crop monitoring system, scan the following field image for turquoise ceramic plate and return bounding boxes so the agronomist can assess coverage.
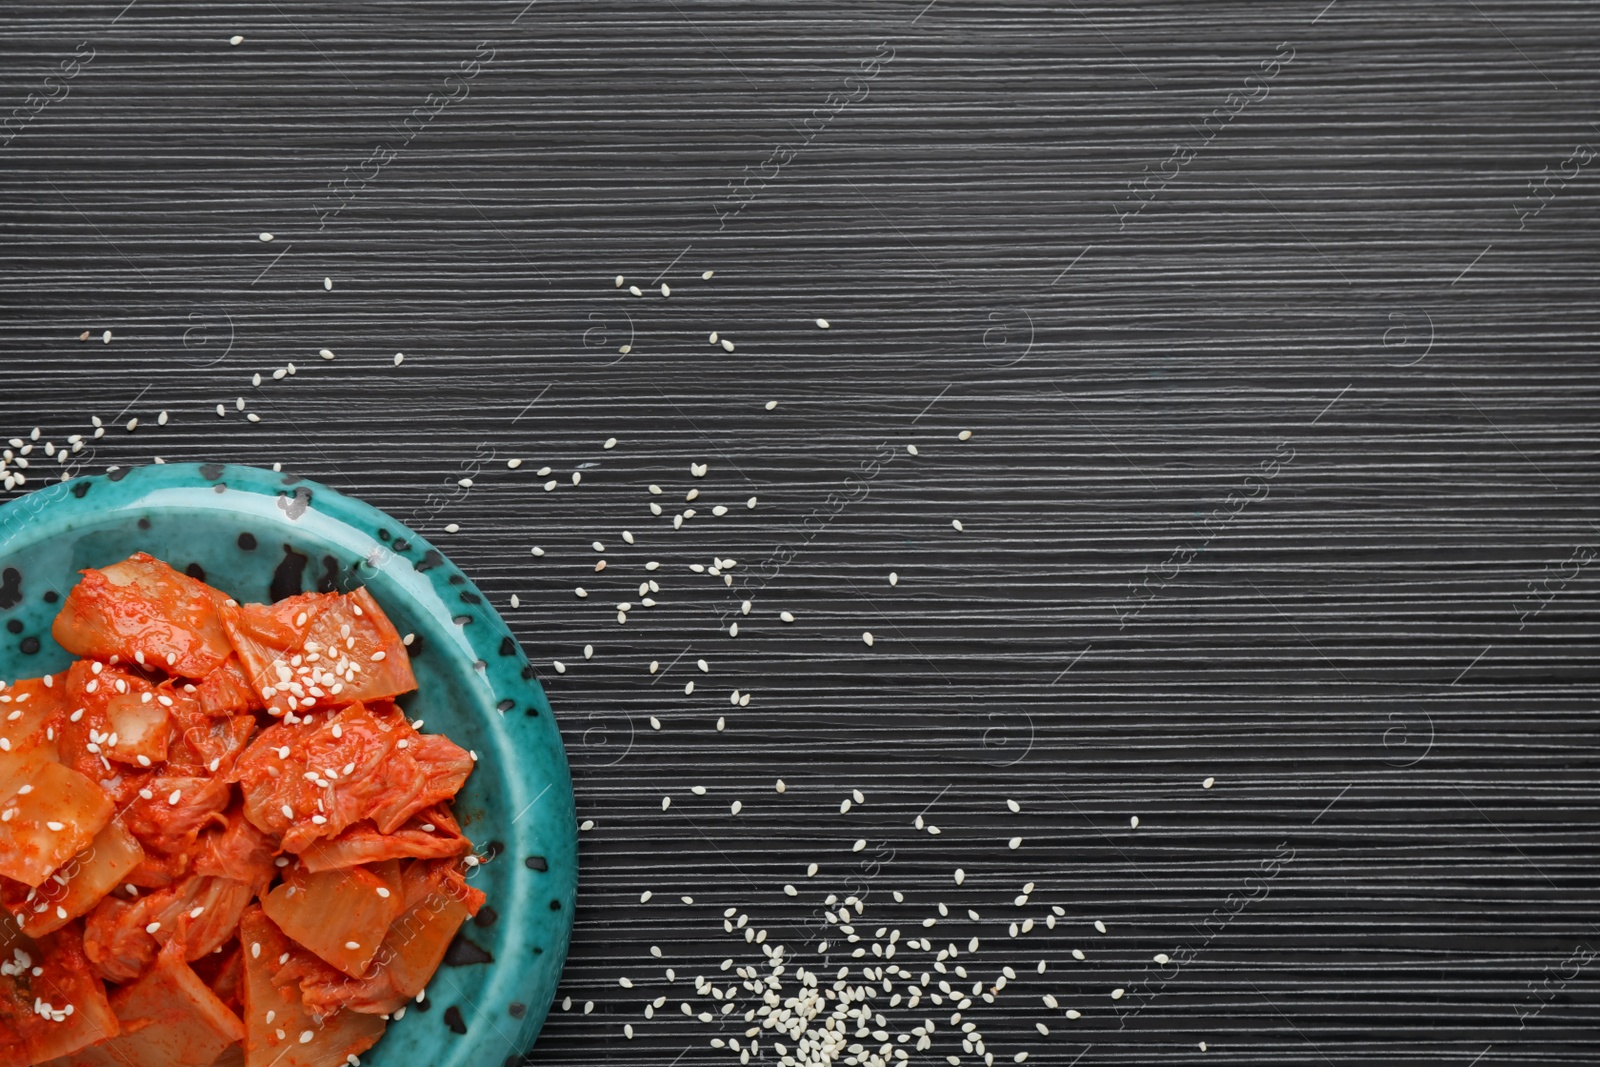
[0,462,575,1067]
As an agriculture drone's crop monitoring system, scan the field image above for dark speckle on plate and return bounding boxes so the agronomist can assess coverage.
[417,550,444,573]
[317,554,338,593]
[525,856,547,871]
[5,620,20,635]
[473,905,499,928]
[443,932,494,967]
[185,562,206,581]
[136,517,151,530]
[70,482,90,498]
[270,545,308,601]
[0,568,20,610]
[443,1006,467,1035]
[41,591,57,604]
[508,1002,526,1019]
[237,532,257,550]
[18,636,39,655]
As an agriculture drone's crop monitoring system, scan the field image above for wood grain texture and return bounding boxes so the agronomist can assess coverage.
[2,1,1599,1064]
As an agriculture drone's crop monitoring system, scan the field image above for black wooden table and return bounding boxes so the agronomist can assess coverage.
[2,2,1598,1064]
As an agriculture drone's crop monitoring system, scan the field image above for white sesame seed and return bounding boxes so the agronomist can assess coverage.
[622,530,634,544]
[764,400,777,411]
[259,233,274,242]
[167,789,182,806]
[319,349,335,361]
[730,800,742,815]
[702,270,713,279]
[575,588,587,598]
[716,717,725,731]
[1203,777,1215,789]
[780,611,795,623]
[660,284,670,297]
[747,496,758,509]
[684,681,694,695]
[1095,920,1107,934]
[815,318,830,329]
[1111,988,1124,1000]
[852,839,866,853]
[584,645,594,660]
[807,863,819,877]
[862,632,874,646]
[1008,837,1022,849]
[1066,1009,1082,1019]
[230,35,244,45]
[662,797,671,810]
[696,658,708,673]
[907,444,918,456]
[1131,815,1140,829]
[952,519,965,531]
[510,595,520,608]
[721,338,735,352]
[640,891,652,903]
[1007,799,1021,813]
[775,779,786,793]
[45,822,63,832]
[954,869,965,885]
[531,546,544,556]
[691,785,706,795]
[784,884,797,896]
[614,275,624,287]
[393,353,404,366]
[572,471,582,485]
[629,286,642,297]
[323,277,332,290]
[553,661,566,674]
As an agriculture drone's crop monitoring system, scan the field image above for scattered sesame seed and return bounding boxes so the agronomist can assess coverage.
[1203,777,1215,789]
[1008,837,1022,849]
[604,437,618,449]
[324,277,332,290]
[230,35,244,45]
[684,681,694,695]
[952,519,965,531]
[1130,815,1140,829]
[1094,920,1107,933]
[45,822,63,832]
[393,353,404,366]
[955,869,965,885]
[721,338,735,352]
[614,275,624,287]
[259,233,274,242]
[553,661,566,674]
[862,632,874,646]
[510,595,520,608]
[660,284,670,297]
[780,611,795,623]
[852,839,866,853]
[730,800,742,815]
[640,891,652,903]
[696,659,709,673]
[691,785,706,795]
[702,270,714,279]
[662,797,671,810]
[775,779,786,793]
[907,444,918,456]
[1007,799,1021,813]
